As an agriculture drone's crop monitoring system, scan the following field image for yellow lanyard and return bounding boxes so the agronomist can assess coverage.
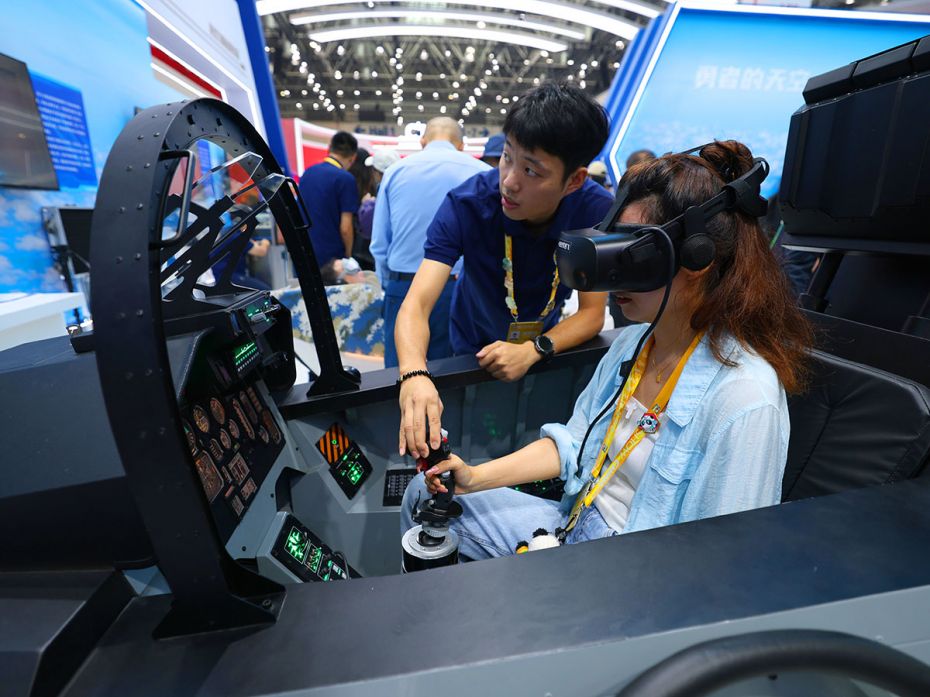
[324,156,343,168]
[503,235,560,322]
[565,331,705,532]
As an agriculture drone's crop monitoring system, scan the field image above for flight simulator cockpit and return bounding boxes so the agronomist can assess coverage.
[3,37,930,697]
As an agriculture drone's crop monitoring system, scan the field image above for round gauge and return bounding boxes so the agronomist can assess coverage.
[219,429,231,451]
[228,419,240,440]
[209,439,223,461]
[210,397,226,426]
[258,426,269,444]
[192,406,210,433]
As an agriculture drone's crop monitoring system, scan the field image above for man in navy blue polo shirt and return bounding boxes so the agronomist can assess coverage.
[297,131,359,284]
[394,83,613,458]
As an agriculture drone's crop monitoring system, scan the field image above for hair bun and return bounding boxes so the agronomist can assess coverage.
[699,140,754,183]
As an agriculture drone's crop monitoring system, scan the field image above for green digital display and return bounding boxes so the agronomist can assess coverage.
[233,341,258,369]
[307,544,323,574]
[340,460,365,485]
[283,526,309,563]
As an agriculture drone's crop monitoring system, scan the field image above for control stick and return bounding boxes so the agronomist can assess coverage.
[401,426,463,572]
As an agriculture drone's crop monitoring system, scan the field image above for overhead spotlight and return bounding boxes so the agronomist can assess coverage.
[296,102,303,109]
[440,105,447,113]
[461,108,469,115]
[439,72,446,79]
[591,60,599,67]
[367,0,373,6]
[485,69,492,75]
[336,45,345,56]
[546,58,553,64]
[432,91,439,99]
[459,73,467,80]
[495,94,501,102]
[502,97,509,104]
[279,90,287,97]
[397,116,403,125]
[479,80,487,89]
[444,50,452,57]
[313,103,319,109]
[567,74,574,81]
[579,80,586,88]
[452,81,460,88]
[372,70,378,78]
[301,89,308,96]
[474,87,482,96]
[533,77,540,85]
[615,40,625,49]
[375,89,382,95]
[354,104,360,110]
[354,89,360,96]
[417,104,424,111]
[327,104,335,111]
[389,57,396,66]
[397,76,404,85]
[376,45,385,55]
[466,45,475,53]
[485,107,491,113]
[334,70,342,80]
[513,95,519,101]
[567,59,575,66]
[353,70,360,79]
[420,49,428,61]
[517,76,523,83]
[340,103,346,109]
[540,50,549,58]
[336,89,344,96]
[416,91,423,99]
[416,72,422,81]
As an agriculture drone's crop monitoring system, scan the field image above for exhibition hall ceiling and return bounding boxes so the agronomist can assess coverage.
[257,0,667,129]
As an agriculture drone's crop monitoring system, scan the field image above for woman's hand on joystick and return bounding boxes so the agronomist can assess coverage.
[425,454,475,496]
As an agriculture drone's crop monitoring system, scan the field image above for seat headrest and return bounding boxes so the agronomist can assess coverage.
[784,350,930,501]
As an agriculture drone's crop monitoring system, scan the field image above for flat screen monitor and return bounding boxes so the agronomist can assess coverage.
[0,53,58,190]
[58,207,93,274]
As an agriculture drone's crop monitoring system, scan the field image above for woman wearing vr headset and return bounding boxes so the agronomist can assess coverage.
[402,140,812,555]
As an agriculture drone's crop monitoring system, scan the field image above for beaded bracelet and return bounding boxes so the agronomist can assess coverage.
[397,369,433,385]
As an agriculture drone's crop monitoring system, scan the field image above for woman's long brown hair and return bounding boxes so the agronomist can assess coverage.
[621,140,812,393]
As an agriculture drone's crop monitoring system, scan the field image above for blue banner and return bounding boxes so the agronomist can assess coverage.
[30,72,97,190]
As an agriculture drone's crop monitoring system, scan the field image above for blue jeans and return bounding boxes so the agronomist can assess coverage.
[401,473,617,560]
[383,277,455,368]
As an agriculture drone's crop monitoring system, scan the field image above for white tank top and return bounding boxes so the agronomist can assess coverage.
[594,397,657,533]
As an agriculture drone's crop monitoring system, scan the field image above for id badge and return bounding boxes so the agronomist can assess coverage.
[506,320,544,344]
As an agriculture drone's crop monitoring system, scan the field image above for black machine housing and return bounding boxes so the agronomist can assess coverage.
[556,155,769,293]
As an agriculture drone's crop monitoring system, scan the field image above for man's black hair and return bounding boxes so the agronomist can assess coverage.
[503,82,609,179]
[329,131,358,158]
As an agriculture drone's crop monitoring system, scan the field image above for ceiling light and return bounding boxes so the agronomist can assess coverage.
[417,104,424,111]
[396,63,404,70]
[579,80,586,88]
[479,80,487,89]
[376,45,385,55]
[336,89,344,96]
[354,89,360,95]
[477,20,486,28]
[432,91,439,99]
[485,107,491,113]
[334,70,342,79]
[306,25,569,53]
[460,73,467,80]
[444,50,451,57]
[591,60,599,67]
[272,0,643,37]
[420,49,428,60]
[313,103,319,109]
[353,70,360,79]
[296,102,303,109]
[336,44,345,55]
[339,103,346,109]
[415,91,423,98]
[302,89,308,95]
[453,81,460,88]
[439,72,446,79]
[416,72,422,81]
[440,105,447,113]
[375,89,382,95]
[371,70,378,77]
[354,103,360,109]
[500,108,506,114]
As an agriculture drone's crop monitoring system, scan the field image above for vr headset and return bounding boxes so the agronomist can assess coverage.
[557,152,770,293]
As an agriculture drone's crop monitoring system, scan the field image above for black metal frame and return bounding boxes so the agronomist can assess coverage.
[89,99,353,636]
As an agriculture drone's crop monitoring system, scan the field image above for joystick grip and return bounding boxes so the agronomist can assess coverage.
[433,470,455,509]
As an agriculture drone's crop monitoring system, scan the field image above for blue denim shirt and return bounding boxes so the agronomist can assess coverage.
[541,325,789,534]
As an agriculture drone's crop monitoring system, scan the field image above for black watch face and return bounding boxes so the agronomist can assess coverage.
[536,335,554,355]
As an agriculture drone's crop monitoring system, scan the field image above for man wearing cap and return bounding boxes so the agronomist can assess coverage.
[481,132,505,168]
[371,116,489,367]
[587,160,611,190]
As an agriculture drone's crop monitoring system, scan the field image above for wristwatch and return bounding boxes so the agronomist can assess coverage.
[533,334,555,363]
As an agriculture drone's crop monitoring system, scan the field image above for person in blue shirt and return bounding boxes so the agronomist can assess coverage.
[297,131,360,284]
[480,132,505,169]
[401,140,814,556]
[395,83,613,459]
[370,117,490,367]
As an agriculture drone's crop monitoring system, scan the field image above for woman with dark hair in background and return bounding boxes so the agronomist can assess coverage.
[348,147,375,270]
[402,140,813,557]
